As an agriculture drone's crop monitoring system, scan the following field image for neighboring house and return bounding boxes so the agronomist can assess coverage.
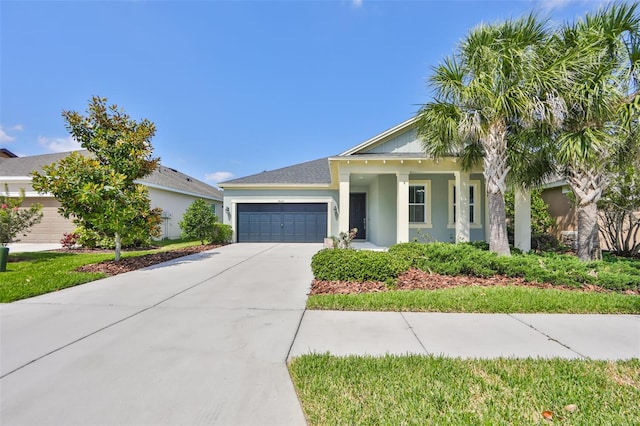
[0,150,223,243]
[220,117,534,249]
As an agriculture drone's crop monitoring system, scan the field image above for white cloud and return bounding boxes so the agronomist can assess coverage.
[0,124,23,143]
[37,135,82,153]
[205,171,234,183]
[352,0,363,7]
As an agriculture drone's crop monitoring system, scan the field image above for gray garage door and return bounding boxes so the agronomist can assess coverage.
[237,203,328,242]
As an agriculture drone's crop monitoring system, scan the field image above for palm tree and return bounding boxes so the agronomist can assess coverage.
[554,2,639,261]
[417,14,568,256]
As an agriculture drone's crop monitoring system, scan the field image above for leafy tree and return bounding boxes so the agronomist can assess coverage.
[417,14,568,256]
[0,184,43,246]
[551,2,639,261]
[179,198,218,244]
[31,96,162,261]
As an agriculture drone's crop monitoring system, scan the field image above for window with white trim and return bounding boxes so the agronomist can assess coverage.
[409,181,431,226]
[448,180,481,228]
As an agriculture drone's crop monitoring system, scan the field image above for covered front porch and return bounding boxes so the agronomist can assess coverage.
[333,157,532,251]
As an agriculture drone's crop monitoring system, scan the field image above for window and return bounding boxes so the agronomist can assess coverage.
[448,180,481,228]
[409,180,431,226]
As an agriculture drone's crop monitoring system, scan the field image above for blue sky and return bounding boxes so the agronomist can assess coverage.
[1,0,610,185]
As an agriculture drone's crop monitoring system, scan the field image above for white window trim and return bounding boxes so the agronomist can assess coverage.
[447,180,482,229]
[409,180,432,228]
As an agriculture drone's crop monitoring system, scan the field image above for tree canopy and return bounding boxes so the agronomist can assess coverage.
[31,96,162,261]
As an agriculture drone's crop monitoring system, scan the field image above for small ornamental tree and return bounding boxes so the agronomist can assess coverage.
[0,184,43,246]
[179,199,217,244]
[31,96,162,261]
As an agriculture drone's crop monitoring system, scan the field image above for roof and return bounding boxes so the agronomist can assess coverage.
[219,157,331,186]
[0,148,18,158]
[0,150,222,200]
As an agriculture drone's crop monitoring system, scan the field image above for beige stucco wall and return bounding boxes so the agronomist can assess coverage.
[541,186,576,238]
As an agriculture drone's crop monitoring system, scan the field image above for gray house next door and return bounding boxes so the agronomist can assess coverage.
[236,203,328,242]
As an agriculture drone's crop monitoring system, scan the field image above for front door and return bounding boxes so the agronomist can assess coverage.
[349,193,366,239]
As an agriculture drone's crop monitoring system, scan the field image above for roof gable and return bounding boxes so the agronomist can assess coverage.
[339,116,421,156]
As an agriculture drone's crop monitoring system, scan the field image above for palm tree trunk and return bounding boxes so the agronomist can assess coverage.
[483,121,511,256]
[577,202,602,261]
[567,165,604,261]
[114,232,122,262]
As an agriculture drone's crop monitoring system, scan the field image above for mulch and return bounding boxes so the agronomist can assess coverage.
[73,244,222,275]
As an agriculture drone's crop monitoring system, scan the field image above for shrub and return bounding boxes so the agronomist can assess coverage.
[60,232,79,249]
[211,223,233,244]
[179,199,217,244]
[387,242,640,292]
[311,249,410,282]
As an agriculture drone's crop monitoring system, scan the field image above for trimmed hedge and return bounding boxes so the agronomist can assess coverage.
[312,243,640,292]
[311,249,410,283]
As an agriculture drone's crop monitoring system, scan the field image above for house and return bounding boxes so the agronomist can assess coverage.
[0,150,223,243]
[219,117,534,249]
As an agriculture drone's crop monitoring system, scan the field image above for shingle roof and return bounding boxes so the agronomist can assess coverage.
[0,150,222,200]
[219,157,331,185]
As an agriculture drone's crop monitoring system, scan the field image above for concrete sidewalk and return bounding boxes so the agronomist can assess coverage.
[290,311,640,360]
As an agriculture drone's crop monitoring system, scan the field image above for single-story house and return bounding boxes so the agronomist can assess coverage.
[219,117,534,249]
[0,150,223,243]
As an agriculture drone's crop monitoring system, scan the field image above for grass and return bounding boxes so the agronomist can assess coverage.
[0,239,204,302]
[289,354,640,425]
[307,286,640,314]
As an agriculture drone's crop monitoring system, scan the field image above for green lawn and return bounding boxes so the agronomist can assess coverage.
[307,286,640,314]
[0,240,204,302]
[289,354,640,425]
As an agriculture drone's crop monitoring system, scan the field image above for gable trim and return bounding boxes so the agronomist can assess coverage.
[339,116,418,156]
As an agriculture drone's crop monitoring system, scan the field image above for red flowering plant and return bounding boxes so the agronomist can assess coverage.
[0,184,43,246]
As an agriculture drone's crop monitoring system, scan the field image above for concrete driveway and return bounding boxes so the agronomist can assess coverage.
[1,243,318,426]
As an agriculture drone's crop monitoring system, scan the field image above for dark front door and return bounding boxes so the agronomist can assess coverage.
[349,193,366,239]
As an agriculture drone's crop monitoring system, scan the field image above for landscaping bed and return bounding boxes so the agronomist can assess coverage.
[311,268,640,295]
[73,244,221,275]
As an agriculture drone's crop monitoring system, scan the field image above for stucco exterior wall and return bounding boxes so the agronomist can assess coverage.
[147,187,222,240]
[541,186,576,237]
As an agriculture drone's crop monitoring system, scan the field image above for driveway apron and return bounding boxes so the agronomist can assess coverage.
[1,243,319,426]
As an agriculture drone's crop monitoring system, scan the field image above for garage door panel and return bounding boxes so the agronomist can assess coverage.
[237,203,327,242]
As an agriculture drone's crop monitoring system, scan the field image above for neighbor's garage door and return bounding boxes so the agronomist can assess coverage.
[237,203,327,242]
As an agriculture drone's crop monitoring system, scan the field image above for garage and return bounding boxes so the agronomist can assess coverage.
[237,203,328,242]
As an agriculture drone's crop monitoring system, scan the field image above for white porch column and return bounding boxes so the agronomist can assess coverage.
[339,172,350,234]
[455,171,470,242]
[396,172,409,243]
[514,188,531,252]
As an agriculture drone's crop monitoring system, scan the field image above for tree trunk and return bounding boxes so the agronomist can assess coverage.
[566,165,605,261]
[114,232,122,262]
[577,202,602,261]
[483,120,511,256]
[488,191,511,256]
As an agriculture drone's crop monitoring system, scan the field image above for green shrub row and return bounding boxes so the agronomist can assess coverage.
[311,243,640,292]
[311,249,410,283]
